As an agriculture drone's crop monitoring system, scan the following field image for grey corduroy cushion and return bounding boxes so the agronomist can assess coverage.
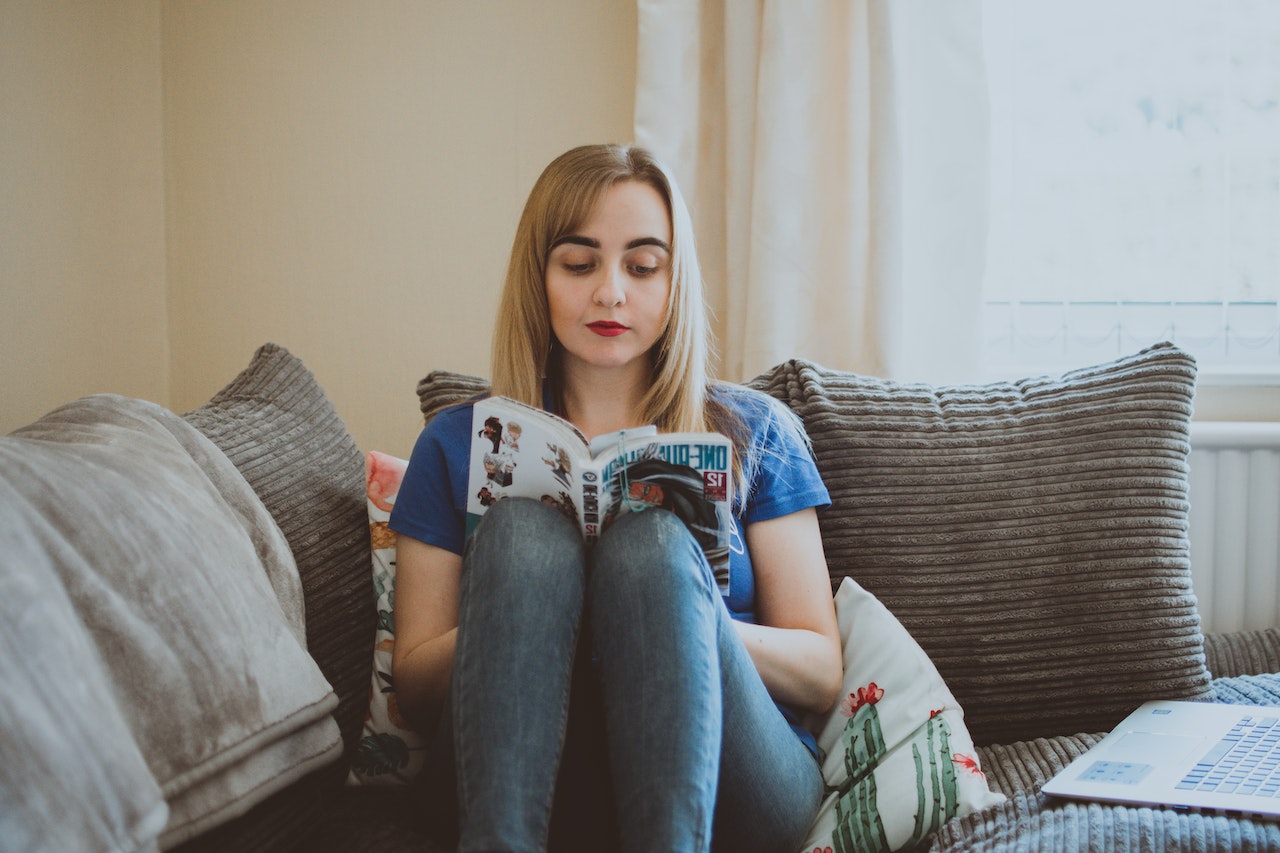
[416,369,490,425]
[1203,628,1280,679]
[747,342,1213,746]
[180,343,375,852]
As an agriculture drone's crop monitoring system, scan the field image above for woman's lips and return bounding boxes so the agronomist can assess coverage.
[587,321,629,337]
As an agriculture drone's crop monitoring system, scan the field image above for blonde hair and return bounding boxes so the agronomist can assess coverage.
[491,143,724,438]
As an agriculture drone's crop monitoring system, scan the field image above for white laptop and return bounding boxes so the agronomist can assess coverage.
[1042,700,1280,819]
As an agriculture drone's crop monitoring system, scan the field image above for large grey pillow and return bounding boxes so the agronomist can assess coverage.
[0,395,343,849]
[180,343,374,851]
[748,343,1212,745]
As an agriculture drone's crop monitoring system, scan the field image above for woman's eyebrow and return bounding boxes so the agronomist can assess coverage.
[549,235,600,250]
[627,237,671,253]
[548,235,671,253]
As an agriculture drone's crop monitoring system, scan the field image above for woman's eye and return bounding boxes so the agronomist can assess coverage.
[627,255,665,276]
[563,261,594,274]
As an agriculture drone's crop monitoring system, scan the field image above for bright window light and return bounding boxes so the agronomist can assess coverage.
[981,0,1280,378]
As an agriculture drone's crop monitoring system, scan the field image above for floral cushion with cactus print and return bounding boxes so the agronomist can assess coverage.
[799,578,1004,853]
[346,451,430,786]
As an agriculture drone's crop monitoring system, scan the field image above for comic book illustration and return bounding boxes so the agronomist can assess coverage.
[465,396,734,594]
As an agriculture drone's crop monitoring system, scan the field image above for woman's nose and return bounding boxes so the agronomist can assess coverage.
[593,267,626,307]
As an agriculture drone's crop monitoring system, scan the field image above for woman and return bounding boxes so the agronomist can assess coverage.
[390,144,841,852]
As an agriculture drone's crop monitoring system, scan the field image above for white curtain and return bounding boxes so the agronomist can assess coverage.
[635,0,901,382]
[634,0,990,384]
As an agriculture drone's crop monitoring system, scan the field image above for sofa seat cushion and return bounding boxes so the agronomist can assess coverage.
[941,673,1280,852]
[929,787,1280,853]
[1211,671,1280,706]
[294,787,446,852]
[0,394,343,849]
[749,343,1212,746]
[976,734,1105,800]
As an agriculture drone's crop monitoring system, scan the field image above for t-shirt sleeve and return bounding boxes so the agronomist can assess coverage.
[388,404,472,555]
[740,395,831,525]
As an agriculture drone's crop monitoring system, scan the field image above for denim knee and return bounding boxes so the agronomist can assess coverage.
[466,497,583,585]
[590,508,717,603]
[470,494,580,548]
[462,497,588,634]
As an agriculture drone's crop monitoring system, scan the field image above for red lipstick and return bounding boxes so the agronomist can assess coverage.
[588,321,628,337]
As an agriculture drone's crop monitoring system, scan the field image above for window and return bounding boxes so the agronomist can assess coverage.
[980,1,1280,380]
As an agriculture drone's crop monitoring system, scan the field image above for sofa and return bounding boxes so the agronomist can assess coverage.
[3,340,1280,853]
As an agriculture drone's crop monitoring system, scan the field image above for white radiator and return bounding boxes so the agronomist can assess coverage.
[1188,422,1280,633]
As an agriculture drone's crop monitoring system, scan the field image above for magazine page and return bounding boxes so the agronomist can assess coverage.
[464,397,586,539]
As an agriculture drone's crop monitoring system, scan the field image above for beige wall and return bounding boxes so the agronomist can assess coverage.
[4,0,636,457]
[162,1,638,456]
[2,0,170,433]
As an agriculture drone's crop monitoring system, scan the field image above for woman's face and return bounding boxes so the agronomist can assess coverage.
[544,180,673,380]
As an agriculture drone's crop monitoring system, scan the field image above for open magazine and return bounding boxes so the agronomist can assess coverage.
[466,395,735,594]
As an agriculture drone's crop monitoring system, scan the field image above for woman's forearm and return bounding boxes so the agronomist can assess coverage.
[391,627,457,735]
[390,536,463,735]
[733,619,842,714]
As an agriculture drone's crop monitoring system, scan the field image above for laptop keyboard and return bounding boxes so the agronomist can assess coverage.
[1177,713,1280,796]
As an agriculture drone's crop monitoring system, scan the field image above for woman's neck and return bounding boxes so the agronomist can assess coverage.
[557,363,652,439]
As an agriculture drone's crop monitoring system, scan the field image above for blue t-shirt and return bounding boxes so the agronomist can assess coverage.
[389,384,831,753]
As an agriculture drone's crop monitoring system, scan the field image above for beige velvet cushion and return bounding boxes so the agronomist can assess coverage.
[0,516,169,852]
[0,395,343,850]
[748,343,1213,745]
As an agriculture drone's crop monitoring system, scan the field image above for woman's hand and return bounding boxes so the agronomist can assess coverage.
[390,535,463,734]
[735,508,843,714]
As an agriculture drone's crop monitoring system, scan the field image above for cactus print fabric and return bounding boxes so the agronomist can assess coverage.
[799,578,1004,853]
